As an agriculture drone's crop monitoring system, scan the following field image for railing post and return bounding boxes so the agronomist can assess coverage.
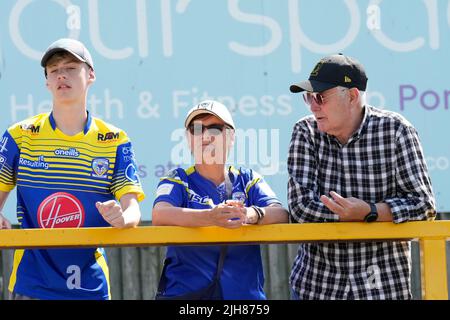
[420,238,448,300]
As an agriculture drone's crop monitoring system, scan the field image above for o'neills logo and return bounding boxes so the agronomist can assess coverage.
[54,148,80,158]
[37,192,85,228]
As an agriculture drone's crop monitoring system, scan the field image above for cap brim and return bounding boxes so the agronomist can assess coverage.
[290,80,337,93]
[40,48,89,68]
[185,110,235,129]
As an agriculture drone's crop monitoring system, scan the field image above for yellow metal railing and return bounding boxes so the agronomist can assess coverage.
[1,221,449,300]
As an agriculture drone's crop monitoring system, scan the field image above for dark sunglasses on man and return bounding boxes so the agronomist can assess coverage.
[187,123,232,136]
[303,88,347,106]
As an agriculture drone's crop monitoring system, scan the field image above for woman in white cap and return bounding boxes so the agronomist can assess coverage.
[152,100,288,300]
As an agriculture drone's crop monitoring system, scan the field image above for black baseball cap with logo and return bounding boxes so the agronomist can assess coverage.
[290,54,368,93]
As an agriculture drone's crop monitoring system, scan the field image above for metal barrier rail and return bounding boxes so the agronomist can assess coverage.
[1,221,449,300]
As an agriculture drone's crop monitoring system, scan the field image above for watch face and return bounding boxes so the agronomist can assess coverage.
[365,212,378,222]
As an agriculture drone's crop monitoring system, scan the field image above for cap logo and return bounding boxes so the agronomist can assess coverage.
[198,101,213,110]
[310,62,323,77]
[344,76,352,83]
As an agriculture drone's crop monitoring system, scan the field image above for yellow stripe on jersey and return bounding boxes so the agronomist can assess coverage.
[245,178,261,195]
[17,178,110,191]
[16,183,110,195]
[95,249,111,300]
[229,165,240,175]
[0,183,14,192]
[8,249,25,292]
[19,172,111,186]
[17,152,116,166]
[162,178,185,185]
[185,166,196,175]
[19,142,118,157]
[0,164,16,191]
[114,185,146,202]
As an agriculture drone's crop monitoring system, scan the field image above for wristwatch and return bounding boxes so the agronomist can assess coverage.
[364,203,378,222]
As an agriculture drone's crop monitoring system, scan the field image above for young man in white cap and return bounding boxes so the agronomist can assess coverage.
[0,38,145,299]
[152,100,288,300]
[287,54,436,299]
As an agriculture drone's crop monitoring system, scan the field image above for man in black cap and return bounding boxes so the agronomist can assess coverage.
[287,54,436,299]
[0,38,145,299]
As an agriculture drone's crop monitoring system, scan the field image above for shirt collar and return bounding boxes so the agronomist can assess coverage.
[352,105,371,140]
[49,110,92,135]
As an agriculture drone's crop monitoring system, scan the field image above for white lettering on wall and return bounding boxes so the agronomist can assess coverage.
[288,0,360,73]
[66,4,81,30]
[369,0,439,51]
[88,0,133,59]
[9,0,79,60]
[228,0,282,56]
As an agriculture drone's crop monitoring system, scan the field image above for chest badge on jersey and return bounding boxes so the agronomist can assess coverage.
[37,192,85,228]
[92,158,109,178]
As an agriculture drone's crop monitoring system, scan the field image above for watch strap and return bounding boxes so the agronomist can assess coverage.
[364,203,378,222]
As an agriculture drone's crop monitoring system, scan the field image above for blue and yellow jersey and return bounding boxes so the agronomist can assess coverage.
[153,166,281,300]
[0,112,145,300]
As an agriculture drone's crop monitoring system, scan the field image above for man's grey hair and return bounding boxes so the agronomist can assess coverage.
[337,86,366,105]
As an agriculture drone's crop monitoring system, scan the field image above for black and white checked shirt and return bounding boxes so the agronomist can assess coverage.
[288,105,436,300]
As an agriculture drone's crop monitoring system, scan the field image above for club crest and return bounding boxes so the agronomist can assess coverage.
[92,158,109,178]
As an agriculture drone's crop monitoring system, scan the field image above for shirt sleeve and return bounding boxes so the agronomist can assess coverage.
[153,169,186,208]
[0,130,20,192]
[384,125,436,223]
[287,122,339,223]
[111,141,145,202]
[245,169,282,207]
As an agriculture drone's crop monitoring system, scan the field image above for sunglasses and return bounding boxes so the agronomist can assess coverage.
[302,88,347,106]
[187,123,231,136]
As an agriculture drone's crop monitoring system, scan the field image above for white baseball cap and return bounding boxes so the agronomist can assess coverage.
[184,100,235,129]
[41,38,94,70]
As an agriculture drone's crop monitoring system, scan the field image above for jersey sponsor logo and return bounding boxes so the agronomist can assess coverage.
[125,163,139,183]
[97,132,119,142]
[122,146,135,162]
[0,154,6,170]
[156,183,174,197]
[165,169,179,179]
[20,124,40,134]
[91,158,109,178]
[37,192,85,228]
[122,146,134,155]
[54,148,80,158]
[0,137,8,153]
[188,190,212,206]
[19,155,49,169]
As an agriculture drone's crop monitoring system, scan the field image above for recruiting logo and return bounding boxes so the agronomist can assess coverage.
[19,155,49,170]
[37,192,85,228]
[92,158,109,178]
